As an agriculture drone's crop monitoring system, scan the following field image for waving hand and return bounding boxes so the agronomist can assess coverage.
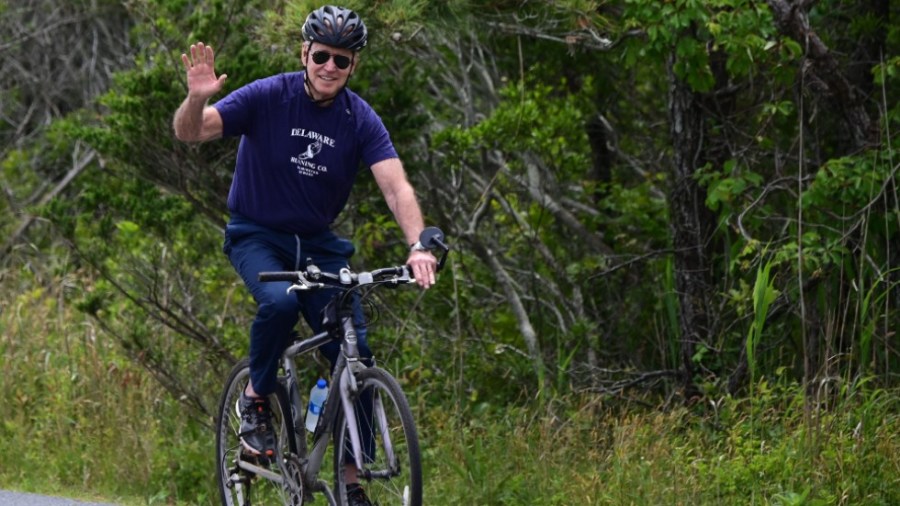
[181,42,227,101]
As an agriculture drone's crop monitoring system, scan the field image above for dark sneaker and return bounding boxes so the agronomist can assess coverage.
[346,483,373,506]
[236,391,276,459]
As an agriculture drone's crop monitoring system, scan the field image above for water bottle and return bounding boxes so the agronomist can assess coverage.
[305,378,328,432]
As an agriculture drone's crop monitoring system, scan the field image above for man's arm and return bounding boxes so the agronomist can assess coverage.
[173,99,224,143]
[173,42,227,143]
[371,158,437,288]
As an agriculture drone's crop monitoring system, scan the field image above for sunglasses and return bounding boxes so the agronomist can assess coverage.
[310,50,352,70]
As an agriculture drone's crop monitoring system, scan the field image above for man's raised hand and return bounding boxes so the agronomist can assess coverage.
[181,42,227,101]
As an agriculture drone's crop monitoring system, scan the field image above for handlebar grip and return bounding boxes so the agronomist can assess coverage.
[258,272,301,282]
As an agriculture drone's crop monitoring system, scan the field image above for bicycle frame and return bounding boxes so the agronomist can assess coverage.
[238,310,384,503]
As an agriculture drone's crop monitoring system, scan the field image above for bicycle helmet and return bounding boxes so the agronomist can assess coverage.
[302,5,368,52]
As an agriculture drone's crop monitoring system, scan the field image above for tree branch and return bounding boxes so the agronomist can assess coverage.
[1,145,95,258]
[765,0,876,148]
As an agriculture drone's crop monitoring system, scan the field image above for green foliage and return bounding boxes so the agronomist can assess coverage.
[802,155,891,213]
[0,269,214,503]
[2,0,900,502]
[622,0,779,91]
[698,159,765,214]
[746,254,779,382]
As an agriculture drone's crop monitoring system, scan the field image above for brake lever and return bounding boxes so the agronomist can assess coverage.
[398,265,413,283]
[379,266,413,288]
[286,280,324,293]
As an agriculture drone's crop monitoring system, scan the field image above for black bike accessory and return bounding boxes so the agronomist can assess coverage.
[419,226,449,252]
[258,272,301,282]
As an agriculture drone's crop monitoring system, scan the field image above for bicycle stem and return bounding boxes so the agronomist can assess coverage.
[340,316,362,384]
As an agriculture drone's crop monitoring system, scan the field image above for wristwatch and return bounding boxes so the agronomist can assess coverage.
[409,241,427,252]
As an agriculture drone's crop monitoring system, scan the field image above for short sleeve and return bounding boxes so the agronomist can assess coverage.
[213,78,270,138]
[357,107,398,168]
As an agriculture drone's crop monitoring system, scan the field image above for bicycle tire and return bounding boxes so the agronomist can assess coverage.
[215,358,302,506]
[333,367,422,506]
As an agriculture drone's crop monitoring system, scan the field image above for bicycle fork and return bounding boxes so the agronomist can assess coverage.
[337,317,401,480]
[338,316,367,473]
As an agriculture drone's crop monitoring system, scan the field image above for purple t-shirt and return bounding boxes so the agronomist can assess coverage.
[214,71,398,235]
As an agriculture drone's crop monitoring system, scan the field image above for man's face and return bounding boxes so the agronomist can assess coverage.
[302,42,356,100]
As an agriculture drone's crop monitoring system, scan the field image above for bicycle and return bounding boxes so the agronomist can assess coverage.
[215,227,449,506]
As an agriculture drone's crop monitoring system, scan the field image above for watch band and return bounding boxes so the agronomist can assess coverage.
[410,241,427,252]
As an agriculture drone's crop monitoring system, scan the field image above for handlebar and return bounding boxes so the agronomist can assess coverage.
[258,227,450,292]
[258,264,413,292]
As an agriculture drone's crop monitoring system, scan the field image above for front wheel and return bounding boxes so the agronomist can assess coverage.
[333,367,422,506]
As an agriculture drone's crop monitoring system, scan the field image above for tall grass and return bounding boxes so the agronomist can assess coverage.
[420,383,900,505]
[0,268,213,504]
[2,268,899,505]
[856,269,900,376]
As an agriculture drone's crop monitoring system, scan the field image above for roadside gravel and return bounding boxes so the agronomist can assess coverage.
[0,490,120,506]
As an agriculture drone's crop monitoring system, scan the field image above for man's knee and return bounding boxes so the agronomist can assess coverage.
[257,292,300,326]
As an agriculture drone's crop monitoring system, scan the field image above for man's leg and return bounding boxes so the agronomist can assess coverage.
[224,219,302,455]
[226,238,301,396]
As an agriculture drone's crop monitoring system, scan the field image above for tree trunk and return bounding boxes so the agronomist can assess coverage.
[667,54,717,402]
[766,0,878,148]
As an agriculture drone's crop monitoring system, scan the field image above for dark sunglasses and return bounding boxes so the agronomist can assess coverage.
[311,50,352,70]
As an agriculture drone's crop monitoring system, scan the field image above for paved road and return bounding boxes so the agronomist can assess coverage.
[0,490,119,506]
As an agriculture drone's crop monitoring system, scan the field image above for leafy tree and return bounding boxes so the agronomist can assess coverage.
[3,0,898,422]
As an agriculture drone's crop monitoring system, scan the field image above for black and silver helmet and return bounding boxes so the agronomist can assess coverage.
[301,5,368,51]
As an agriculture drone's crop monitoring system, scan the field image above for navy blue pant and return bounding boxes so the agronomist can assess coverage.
[223,214,372,397]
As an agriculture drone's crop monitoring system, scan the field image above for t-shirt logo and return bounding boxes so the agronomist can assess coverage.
[298,140,323,161]
[290,128,335,177]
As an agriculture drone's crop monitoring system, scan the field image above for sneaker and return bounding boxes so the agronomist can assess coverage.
[236,391,276,459]
[346,483,372,506]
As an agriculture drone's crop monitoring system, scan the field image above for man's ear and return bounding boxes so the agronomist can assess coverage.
[300,42,309,67]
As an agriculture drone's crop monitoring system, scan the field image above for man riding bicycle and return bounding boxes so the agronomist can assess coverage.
[172,5,437,505]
